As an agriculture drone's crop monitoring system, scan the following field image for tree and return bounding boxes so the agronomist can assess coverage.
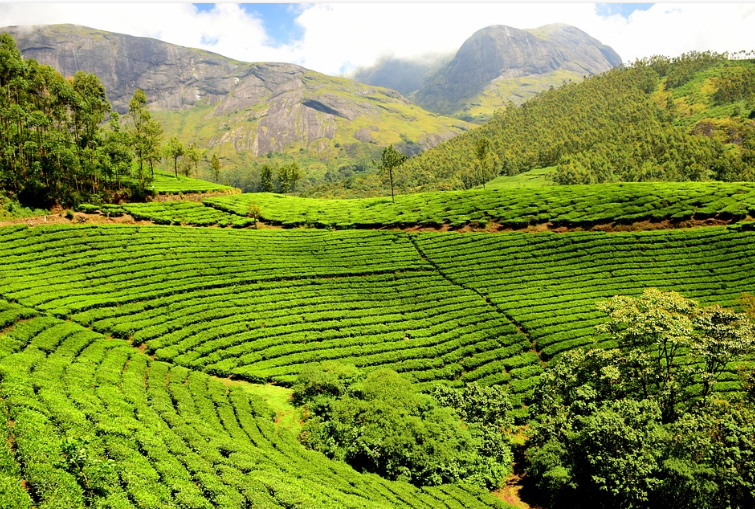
[260,164,274,192]
[144,118,163,181]
[183,143,201,177]
[210,154,221,182]
[277,164,291,193]
[277,162,302,193]
[376,145,407,203]
[163,136,184,179]
[287,162,302,192]
[474,137,497,190]
[293,364,512,489]
[596,288,755,420]
[101,112,132,191]
[128,89,155,193]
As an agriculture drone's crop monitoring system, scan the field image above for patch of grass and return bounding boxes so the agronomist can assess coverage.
[233,382,302,431]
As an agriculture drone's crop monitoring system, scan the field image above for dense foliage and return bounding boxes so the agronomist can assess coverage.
[524,290,755,508]
[292,363,513,489]
[0,33,160,206]
[397,52,755,191]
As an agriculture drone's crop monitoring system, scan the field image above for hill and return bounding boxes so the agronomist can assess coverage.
[3,24,471,191]
[0,297,509,508]
[2,180,755,506]
[354,24,621,122]
[395,52,755,191]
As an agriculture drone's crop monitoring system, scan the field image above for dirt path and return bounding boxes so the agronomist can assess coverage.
[1,207,744,234]
[0,211,152,227]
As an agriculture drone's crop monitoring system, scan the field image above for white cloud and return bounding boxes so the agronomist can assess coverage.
[1,3,754,76]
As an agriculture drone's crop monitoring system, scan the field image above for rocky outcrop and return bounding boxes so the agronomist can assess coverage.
[4,24,248,113]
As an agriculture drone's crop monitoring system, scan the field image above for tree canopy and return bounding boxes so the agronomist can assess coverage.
[524,289,755,509]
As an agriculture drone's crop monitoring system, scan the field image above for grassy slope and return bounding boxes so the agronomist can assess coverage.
[151,73,473,182]
[149,169,238,195]
[3,177,755,505]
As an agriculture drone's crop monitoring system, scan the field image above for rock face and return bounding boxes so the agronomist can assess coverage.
[357,23,622,119]
[4,24,246,113]
[3,24,468,156]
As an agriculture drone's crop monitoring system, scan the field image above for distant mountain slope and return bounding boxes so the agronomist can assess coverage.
[351,53,452,97]
[416,24,621,119]
[355,24,621,122]
[3,24,470,162]
[396,52,755,191]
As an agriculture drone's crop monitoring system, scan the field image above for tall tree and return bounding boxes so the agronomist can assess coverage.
[183,143,202,177]
[163,136,184,179]
[144,118,163,181]
[210,154,221,182]
[376,145,407,203]
[260,164,274,192]
[101,112,132,191]
[128,89,151,193]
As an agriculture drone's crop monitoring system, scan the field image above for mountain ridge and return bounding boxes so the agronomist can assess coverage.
[2,23,470,163]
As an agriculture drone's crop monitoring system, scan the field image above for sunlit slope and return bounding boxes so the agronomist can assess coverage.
[2,224,754,414]
[149,170,238,195]
[0,299,509,508]
[398,54,755,190]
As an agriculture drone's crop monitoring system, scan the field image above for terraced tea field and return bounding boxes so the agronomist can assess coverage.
[149,170,238,195]
[204,181,755,229]
[3,181,755,507]
[1,224,752,410]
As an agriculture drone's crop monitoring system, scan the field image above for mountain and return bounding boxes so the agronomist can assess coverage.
[355,24,621,122]
[2,24,471,162]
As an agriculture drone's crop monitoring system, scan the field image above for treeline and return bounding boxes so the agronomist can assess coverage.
[0,33,152,206]
[397,51,755,190]
[524,289,755,509]
[0,33,219,208]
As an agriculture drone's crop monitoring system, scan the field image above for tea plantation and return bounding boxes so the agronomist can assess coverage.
[2,182,755,507]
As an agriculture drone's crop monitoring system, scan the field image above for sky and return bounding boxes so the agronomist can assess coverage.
[1,3,754,76]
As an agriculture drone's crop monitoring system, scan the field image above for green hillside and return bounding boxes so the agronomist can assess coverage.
[1,224,752,407]
[396,52,755,192]
[148,170,239,195]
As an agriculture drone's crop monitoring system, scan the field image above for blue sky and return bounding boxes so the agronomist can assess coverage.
[2,3,753,76]
[596,3,654,18]
[195,3,304,46]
